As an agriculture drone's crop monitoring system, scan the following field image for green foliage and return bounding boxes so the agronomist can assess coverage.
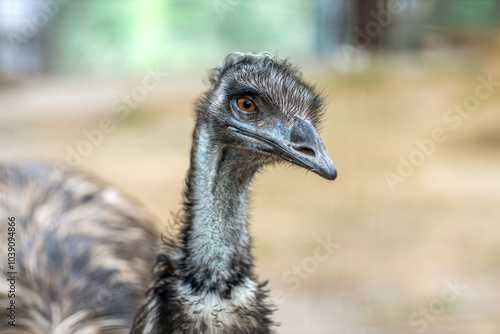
[44,0,500,74]
[433,0,500,30]
[48,0,311,74]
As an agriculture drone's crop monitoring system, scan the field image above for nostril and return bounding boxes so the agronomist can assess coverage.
[293,145,316,157]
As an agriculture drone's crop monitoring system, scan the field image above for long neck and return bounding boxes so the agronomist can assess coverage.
[132,122,273,334]
[180,122,257,293]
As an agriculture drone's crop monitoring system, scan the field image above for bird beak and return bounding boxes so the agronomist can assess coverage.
[229,117,337,180]
[280,117,337,180]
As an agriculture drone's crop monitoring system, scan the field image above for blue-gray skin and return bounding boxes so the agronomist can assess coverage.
[0,52,336,334]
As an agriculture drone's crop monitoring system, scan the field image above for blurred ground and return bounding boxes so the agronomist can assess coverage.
[1,44,500,333]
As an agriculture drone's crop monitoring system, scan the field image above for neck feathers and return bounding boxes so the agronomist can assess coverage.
[132,122,274,334]
[181,123,255,293]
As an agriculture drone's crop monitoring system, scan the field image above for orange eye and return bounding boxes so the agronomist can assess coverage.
[236,98,256,112]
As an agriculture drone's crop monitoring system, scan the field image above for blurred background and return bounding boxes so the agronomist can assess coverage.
[1,0,500,333]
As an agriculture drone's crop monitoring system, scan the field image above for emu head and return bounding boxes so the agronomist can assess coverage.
[196,52,337,180]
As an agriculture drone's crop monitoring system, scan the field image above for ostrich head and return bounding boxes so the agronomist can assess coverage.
[195,51,337,180]
[131,53,337,334]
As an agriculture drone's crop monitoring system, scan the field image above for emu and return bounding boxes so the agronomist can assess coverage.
[0,52,336,334]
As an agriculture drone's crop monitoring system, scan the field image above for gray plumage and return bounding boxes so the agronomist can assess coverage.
[0,163,159,333]
[0,52,336,334]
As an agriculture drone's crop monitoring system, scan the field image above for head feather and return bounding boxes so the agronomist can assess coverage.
[205,52,326,127]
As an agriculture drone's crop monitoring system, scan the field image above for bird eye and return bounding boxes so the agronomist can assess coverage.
[236,98,257,113]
